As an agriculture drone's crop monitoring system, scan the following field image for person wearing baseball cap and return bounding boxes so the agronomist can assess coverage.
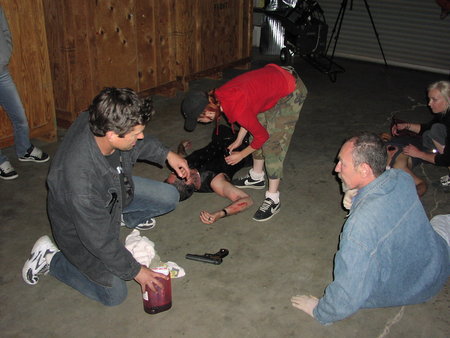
[181,63,308,222]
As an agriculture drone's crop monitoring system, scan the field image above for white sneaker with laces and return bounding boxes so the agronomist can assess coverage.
[0,161,18,180]
[121,215,156,231]
[440,174,450,186]
[18,145,50,163]
[22,235,59,285]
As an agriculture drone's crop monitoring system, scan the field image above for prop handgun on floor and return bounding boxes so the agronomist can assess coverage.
[185,249,229,265]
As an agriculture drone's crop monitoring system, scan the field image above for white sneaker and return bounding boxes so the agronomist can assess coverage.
[22,236,59,285]
[135,219,156,231]
[0,161,18,180]
[121,215,156,231]
[18,145,50,163]
[440,174,450,186]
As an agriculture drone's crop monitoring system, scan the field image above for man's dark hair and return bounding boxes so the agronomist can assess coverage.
[351,132,387,177]
[165,177,195,201]
[89,87,155,137]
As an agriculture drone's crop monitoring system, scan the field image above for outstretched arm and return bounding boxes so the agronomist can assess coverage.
[291,295,319,318]
[199,173,253,224]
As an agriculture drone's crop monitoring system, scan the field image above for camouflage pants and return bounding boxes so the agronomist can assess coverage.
[252,67,307,179]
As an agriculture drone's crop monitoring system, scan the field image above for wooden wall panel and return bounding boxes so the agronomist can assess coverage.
[173,0,198,82]
[42,0,252,127]
[135,0,157,89]
[175,0,253,86]
[92,0,138,90]
[0,0,56,147]
[43,0,96,127]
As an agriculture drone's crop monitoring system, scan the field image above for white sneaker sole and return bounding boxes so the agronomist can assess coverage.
[22,236,56,285]
[18,156,50,163]
[0,173,18,180]
[235,184,266,190]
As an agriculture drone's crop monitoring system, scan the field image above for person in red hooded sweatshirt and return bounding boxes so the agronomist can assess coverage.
[182,63,307,221]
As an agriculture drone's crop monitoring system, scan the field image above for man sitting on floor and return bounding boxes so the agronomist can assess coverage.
[166,125,253,224]
[291,132,449,325]
[342,132,428,210]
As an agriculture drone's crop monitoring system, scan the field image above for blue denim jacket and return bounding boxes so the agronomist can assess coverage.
[313,169,449,325]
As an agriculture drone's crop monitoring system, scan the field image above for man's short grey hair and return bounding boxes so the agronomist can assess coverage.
[350,132,387,177]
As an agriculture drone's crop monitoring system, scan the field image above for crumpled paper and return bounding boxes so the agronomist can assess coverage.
[125,229,185,278]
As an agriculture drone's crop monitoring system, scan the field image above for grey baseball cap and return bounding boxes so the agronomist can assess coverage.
[182,91,209,132]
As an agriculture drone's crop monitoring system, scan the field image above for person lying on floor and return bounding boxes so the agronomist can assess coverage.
[382,132,427,197]
[165,125,253,224]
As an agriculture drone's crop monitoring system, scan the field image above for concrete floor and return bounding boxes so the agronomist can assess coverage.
[1,52,449,337]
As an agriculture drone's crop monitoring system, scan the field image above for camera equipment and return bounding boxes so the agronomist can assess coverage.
[279,1,328,58]
[268,0,387,82]
[264,1,344,81]
[326,0,387,80]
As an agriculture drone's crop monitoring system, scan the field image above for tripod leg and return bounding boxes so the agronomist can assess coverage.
[363,0,388,66]
[326,0,347,56]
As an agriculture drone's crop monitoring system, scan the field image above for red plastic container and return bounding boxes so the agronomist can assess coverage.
[143,267,172,314]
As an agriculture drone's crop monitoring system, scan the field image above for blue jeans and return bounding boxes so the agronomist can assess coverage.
[49,252,128,306]
[48,176,179,305]
[0,69,31,164]
[122,176,179,228]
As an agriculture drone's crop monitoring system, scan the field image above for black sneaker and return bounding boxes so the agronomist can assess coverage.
[0,161,18,180]
[252,198,280,222]
[232,172,265,189]
[18,145,50,163]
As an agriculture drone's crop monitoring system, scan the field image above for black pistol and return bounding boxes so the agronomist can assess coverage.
[185,249,229,265]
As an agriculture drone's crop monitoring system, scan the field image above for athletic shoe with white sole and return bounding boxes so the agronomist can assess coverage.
[252,198,280,222]
[440,174,450,186]
[18,145,50,163]
[232,172,265,189]
[22,235,59,285]
[121,215,156,231]
[0,161,18,180]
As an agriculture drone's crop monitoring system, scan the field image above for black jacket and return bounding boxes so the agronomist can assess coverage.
[47,111,169,286]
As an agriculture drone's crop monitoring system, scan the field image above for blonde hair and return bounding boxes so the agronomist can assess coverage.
[428,81,450,113]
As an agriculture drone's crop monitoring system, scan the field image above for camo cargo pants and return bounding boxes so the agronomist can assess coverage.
[252,66,307,179]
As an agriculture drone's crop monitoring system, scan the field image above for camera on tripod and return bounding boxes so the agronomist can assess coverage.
[278,0,328,63]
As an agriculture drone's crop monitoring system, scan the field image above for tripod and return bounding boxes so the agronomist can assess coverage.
[326,0,387,72]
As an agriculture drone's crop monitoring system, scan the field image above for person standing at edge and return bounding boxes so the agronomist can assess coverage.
[181,63,307,221]
[0,6,49,180]
[22,87,190,306]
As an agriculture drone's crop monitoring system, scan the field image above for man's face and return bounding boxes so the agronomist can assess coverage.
[335,141,363,190]
[111,125,145,151]
[428,88,449,114]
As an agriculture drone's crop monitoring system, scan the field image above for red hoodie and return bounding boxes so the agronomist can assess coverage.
[215,64,295,150]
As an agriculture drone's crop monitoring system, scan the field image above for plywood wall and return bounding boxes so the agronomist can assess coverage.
[0,0,56,148]
[42,0,252,127]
